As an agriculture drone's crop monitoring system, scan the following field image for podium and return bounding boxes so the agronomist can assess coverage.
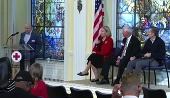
[3,44,34,71]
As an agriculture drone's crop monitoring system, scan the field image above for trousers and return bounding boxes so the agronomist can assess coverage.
[126,58,159,75]
[101,56,130,80]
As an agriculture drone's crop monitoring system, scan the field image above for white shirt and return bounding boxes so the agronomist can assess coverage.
[150,38,156,43]
[123,95,138,98]
[24,31,32,44]
[123,35,132,56]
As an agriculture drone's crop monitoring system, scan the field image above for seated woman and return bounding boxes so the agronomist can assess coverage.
[0,57,15,94]
[29,63,48,98]
[77,26,114,82]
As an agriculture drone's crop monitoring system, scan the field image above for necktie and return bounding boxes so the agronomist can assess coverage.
[120,39,128,59]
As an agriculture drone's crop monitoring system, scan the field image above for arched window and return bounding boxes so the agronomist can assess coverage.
[117,0,170,52]
[31,0,65,60]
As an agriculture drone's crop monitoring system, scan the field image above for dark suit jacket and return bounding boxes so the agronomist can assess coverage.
[118,35,141,60]
[19,32,42,59]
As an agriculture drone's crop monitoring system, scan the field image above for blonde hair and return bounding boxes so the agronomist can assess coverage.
[121,72,141,93]
[29,63,43,82]
[102,26,112,37]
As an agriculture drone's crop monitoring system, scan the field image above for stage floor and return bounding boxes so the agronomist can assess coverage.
[45,78,170,98]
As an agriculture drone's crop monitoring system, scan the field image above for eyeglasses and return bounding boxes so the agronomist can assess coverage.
[27,82,33,87]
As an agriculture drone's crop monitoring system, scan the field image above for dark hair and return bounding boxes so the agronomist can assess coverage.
[0,57,12,86]
[150,26,159,37]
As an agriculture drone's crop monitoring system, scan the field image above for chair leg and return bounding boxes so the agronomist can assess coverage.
[166,69,170,88]
[148,70,150,88]
[165,63,170,88]
[111,65,114,85]
[154,70,156,85]
[90,67,91,81]
[143,70,146,84]
[148,61,151,88]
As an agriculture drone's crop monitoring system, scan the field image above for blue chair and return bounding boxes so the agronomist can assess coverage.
[142,58,170,88]
[95,91,112,98]
[142,86,167,98]
[70,87,93,98]
[111,47,121,85]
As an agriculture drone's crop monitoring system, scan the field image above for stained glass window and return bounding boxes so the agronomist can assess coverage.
[117,0,170,53]
[31,0,65,60]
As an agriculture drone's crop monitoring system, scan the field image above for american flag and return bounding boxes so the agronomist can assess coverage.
[93,0,104,49]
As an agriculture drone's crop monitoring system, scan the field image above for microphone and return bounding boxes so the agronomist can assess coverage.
[11,32,19,36]
[6,32,19,45]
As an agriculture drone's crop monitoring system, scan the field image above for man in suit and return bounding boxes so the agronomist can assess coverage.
[19,23,42,71]
[96,25,141,86]
[125,26,166,75]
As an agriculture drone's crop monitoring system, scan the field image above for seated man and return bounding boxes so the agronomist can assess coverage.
[112,72,142,98]
[96,25,140,85]
[0,71,40,98]
[125,26,166,75]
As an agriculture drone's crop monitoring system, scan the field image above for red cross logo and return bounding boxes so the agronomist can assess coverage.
[13,53,20,60]
[11,51,22,62]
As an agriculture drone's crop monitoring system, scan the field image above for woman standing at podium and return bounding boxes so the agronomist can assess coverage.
[19,23,42,71]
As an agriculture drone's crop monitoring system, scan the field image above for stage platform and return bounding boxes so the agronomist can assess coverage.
[45,78,170,98]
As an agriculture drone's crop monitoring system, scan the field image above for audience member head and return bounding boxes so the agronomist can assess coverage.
[147,26,159,38]
[29,63,43,82]
[14,71,33,92]
[100,26,112,37]
[0,57,12,86]
[122,24,132,38]
[25,23,32,34]
[112,72,142,98]
[120,72,142,97]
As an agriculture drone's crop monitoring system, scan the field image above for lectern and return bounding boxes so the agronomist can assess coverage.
[3,44,34,71]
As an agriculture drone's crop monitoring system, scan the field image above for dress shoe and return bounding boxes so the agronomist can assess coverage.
[91,79,99,82]
[111,79,119,86]
[77,72,89,76]
[96,79,110,85]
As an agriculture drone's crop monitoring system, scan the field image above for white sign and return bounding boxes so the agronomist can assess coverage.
[11,51,22,62]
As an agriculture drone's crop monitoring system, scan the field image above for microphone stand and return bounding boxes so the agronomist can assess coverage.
[3,35,13,57]
[6,35,13,46]
[6,32,19,45]
[4,32,19,57]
